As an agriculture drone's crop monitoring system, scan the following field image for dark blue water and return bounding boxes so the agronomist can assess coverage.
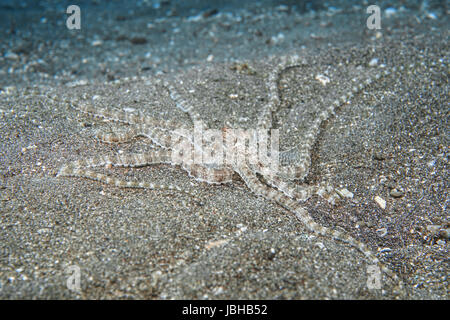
[0,0,445,87]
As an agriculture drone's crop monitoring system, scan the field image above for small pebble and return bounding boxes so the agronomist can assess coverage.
[266,248,276,260]
[335,188,353,199]
[130,37,147,45]
[37,228,50,235]
[151,271,162,287]
[205,239,228,250]
[385,8,397,18]
[213,286,224,295]
[390,188,404,198]
[270,33,285,44]
[315,242,325,249]
[4,51,19,61]
[373,152,386,161]
[439,228,449,239]
[91,39,103,47]
[376,227,388,237]
[426,225,441,235]
[315,74,330,86]
[369,58,379,67]
[426,12,437,20]
[276,5,289,12]
[374,196,386,209]
[202,9,218,18]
